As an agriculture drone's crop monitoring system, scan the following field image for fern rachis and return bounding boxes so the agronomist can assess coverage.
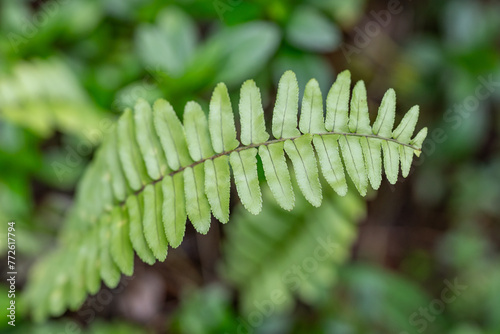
[25,70,427,321]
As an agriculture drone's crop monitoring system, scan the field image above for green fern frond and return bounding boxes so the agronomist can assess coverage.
[25,70,427,320]
[221,184,365,315]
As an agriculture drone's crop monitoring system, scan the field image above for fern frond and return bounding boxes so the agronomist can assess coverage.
[221,185,365,315]
[25,70,427,320]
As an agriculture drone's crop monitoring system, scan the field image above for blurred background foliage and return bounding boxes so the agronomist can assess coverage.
[0,0,499,333]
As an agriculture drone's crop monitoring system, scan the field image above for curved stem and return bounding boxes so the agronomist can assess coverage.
[120,131,420,207]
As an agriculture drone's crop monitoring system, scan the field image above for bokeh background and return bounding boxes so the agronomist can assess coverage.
[1,0,499,333]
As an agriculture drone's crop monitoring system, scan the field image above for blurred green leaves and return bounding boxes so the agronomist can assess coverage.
[333,264,442,334]
[171,284,237,334]
[0,59,103,138]
[273,52,333,98]
[211,21,280,86]
[221,185,365,315]
[4,319,151,334]
[136,7,197,78]
[1,0,103,58]
[127,6,282,111]
[310,0,366,28]
[136,7,281,87]
[286,6,341,52]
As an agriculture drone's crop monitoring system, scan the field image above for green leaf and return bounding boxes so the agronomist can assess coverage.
[117,109,151,191]
[286,6,341,52]
[411,127,428,156]
[272,71,300,139]
[204,156,231,223]
[339,135,368,196]
[213,22,280,86]
[98,157,114,213]
[259,143,295,210]
[82,156,109,218]
[162,174,187,248]
[239,80,269,145]
[143,183,168,261]
[325,70,351,132]
[74,160,97,224]
[110,206,134,276]
[103,132,128,202]
[69,245,87,310]
[99,214,121,288]
[230,148,262,214]
[26,256,53,321]
[79,154,112,225]
[184,101,215,161]
[48,265,68,317]
[393,105,419,143]
[84,229,101,294]
[313,134,348,196]
[284,135,322,207]
[154,99,193,170]
[382,141,400,184]
[399,146,414,178]
[134,98,169,180]
[349,80,371,135]
[299,79,325,134]
[135,7,196,77]
[126,194,156,265]
[372,88,396,137]
[209,83,240,153]
[184,165,212,234]
[360,137,382,189]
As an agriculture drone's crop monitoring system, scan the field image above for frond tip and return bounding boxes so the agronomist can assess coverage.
[25,70,427,321]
